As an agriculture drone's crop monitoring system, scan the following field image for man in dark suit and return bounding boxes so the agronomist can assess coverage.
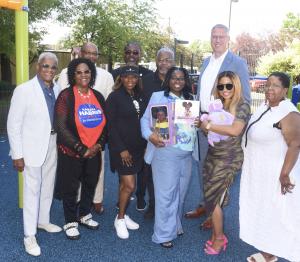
[138,47,175,219]
[185,24,251,227]
[111,41,152,81]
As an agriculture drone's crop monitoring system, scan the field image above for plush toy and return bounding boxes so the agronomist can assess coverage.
[200,99,234,146]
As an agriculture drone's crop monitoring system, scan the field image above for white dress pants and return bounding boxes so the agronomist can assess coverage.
[23,134,57,237]
[93,152,105,203]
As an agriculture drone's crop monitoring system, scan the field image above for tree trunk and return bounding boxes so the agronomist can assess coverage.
[107,55,113,73]
[0,53,12,83]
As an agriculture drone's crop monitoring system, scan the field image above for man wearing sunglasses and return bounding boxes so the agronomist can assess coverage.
[57,42,114,215]
[111,41,152,81]
[185,24,251,226]
[7,52,62,256]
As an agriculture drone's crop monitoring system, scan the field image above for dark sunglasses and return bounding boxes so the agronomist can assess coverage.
[41,64,57,70]
[76,70,91,75]
[125,50,139,55]
[217,83,234,91]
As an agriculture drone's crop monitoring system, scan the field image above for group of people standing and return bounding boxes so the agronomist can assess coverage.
[6,23,300,262]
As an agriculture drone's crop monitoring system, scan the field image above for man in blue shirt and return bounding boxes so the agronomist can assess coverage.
[7,52,61,256]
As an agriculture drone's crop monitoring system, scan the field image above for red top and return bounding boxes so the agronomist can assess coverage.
[74,87,106,148]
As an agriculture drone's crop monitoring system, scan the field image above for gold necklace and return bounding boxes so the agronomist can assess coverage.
[77,87,91,99]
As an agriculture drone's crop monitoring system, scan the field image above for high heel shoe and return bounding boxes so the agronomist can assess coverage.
[204,235,228,255]
[205,235,228,246]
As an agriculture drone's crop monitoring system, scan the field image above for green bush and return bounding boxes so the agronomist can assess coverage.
[256,41,300,84]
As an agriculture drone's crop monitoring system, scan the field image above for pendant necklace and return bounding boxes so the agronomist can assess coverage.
[129,93,140,118]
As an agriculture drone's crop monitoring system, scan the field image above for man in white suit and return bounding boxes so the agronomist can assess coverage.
[57,42,114,214]
[7,52,62,257]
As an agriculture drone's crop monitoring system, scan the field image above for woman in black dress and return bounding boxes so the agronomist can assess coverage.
[106,66,147,239]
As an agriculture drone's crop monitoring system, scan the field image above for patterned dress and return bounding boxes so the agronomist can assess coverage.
[203,101,250,216]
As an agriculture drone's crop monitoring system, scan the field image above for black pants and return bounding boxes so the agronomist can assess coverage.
[57,151,101,223]
[136,163,155,208]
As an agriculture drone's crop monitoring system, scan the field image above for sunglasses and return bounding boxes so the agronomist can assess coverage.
[125,50,139,55]
[217,83,234,91]
[76,70,91,75]
[41,64,57,70]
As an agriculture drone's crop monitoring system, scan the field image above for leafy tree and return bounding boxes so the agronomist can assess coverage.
[188,40,212,69]
[280,12,300,44]
[0,0,74,82]
[256,41,300,84]
[64,0,165,71]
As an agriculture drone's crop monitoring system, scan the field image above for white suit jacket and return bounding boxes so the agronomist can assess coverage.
[57,67,114,99]
[7,76,59,167]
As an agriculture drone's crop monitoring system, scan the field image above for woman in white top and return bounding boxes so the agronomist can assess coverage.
[239,72,300,262]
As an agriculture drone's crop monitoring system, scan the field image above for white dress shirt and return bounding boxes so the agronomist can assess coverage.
[200,50,228,112]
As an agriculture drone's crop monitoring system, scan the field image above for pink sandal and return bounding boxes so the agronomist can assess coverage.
[204,235,228,255]
[205,235,228,246]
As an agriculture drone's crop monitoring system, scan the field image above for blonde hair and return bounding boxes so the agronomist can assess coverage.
[212,71,243,115]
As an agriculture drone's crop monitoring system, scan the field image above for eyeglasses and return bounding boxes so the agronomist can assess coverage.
[76,70,91,75]
[217,83,234,91]
[158,58,174,64]
[171,77,185,82]
[211,35,227,41]
[264,84,283,90]
[82,51,98,56]
[125,50,139,55]
[41,64,57,70]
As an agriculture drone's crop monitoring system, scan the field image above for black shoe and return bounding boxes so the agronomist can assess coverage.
[136,197,147,211]
[144,207,154,219]
[160,241,173,248]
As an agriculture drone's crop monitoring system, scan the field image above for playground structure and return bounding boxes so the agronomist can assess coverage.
[0,0,29,208]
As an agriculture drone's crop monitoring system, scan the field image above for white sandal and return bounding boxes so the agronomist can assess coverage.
[247,253,278,262]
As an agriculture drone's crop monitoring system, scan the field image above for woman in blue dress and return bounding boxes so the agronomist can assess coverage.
[141,67,196,248]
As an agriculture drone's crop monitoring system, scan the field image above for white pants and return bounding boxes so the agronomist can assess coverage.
[77,152,105,204]
[23,134,57,237]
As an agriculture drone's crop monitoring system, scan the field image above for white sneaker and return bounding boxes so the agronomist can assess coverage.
[24,236,41,256]
[114,215,129,239]
[38,223,62,233]
[124,215,139,230]
[63,222,80,240]
[79,213,99,230]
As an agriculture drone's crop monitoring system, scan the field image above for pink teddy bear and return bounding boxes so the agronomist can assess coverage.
[200,99,234,146]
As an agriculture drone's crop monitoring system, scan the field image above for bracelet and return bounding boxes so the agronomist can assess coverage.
[206,122,211,130]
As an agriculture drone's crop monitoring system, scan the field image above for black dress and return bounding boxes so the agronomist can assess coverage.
[106,87,147,175]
